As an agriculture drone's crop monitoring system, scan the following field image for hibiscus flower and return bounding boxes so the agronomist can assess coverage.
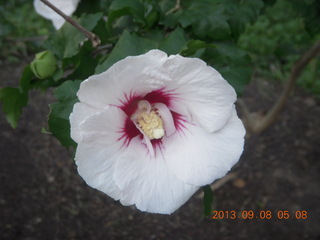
[34,0,80,30]
[70,49,246,214]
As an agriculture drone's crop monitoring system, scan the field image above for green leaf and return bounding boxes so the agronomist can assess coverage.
[96,28,191,74]
[203,185,213,217]
[0,87,28,128]
[178,0,232,40]
[180,40,215,57]
[45,13,103,59]
[95,30,158,73]
[64,43,99,80]
[19,64,34,92]
[48,80,81,147]
[226,0,264,40]
[108,0,145,26]
[175,0,265,41]
[146,9,159,28]
[196,14,231,40]
[158,27,188,55]
[54,80,81,102]
[220,65,252,96]
[290,0,320,36]
[75,0,111,15]
[203,43,252,95]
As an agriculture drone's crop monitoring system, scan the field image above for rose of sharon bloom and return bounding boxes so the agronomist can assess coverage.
[70,49,246,214]
[34,0,80,30]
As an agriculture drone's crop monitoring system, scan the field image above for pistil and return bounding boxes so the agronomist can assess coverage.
[137,111,165,139]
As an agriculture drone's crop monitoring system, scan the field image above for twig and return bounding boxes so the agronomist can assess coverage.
[39,0,101,48]
[165,0,181,15]
[241,39,320,134]
[92,44,113,57]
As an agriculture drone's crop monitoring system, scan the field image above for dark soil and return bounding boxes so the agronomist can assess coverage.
[1,60,319,240]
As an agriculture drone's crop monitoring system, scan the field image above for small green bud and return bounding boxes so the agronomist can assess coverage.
[30,51,57,79]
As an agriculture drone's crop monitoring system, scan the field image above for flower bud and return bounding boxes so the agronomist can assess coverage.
[30,51,57,79]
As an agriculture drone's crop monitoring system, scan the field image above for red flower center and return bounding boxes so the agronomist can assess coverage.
[117,88,186,150]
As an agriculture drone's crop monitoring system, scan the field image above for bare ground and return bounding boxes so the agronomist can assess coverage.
[1,60,319,240]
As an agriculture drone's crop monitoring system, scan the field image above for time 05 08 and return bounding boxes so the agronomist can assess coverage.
[211,210,308,220]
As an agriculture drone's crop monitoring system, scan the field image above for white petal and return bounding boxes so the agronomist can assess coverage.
[75,107,127,200]
[77,50,170,110]
[69,102,101,143]
[154,102,175,137]
[162,54,237,132]
[78,50,236,133]
[79,106,127,142]
[34,0,80,29]
[163,108,245,186]
[113,137,199,214]
[76,134,121,200]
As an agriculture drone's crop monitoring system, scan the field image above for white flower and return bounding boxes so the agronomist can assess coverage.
[70,49,246,214]
[34,0,80,30]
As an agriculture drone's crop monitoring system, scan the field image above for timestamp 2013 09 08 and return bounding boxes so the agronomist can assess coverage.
[211,210,308,220]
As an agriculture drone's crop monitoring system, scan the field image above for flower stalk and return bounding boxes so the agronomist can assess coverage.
[39,0,101,47]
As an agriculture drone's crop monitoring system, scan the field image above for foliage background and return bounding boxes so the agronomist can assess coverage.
[1,0,319,136]
[0,0,319,239]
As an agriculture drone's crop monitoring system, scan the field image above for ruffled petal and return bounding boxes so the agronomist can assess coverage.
[77,50,171,110]
[34,0,80,29]
[162,54,237,132]
[69,102,101,143]
[70,49,246,214]
[75,106,127,200]
[78,106,127,144]
[77,50,236,132]
[76,134,121,200]
[112,137,199,214]
[154,102,176,137]
[163,107,245,186]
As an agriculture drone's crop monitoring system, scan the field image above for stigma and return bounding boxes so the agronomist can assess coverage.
[137,111,165,139]
[131,100,165,140]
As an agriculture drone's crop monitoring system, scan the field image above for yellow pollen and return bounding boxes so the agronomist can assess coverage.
[137,111,165,139]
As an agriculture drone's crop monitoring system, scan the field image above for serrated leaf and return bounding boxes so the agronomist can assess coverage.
[96,28,191,74]
[48,80,81,147]
[54,80,82,102]
[45,13,103,59]
[158,27,188,55]
[108,0,145,26]
[226,0,264,40]
[196,14,231,40]
[48,102,77,147]
[95,30,158,74]
[203,185,213,217]
[203,43,252,95]
[180,40,215,57]
[176,0,265,41]
[178,0,232,40]
[0,87,28,128]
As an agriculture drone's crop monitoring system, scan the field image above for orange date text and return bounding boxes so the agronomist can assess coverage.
[211,210,308,220]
